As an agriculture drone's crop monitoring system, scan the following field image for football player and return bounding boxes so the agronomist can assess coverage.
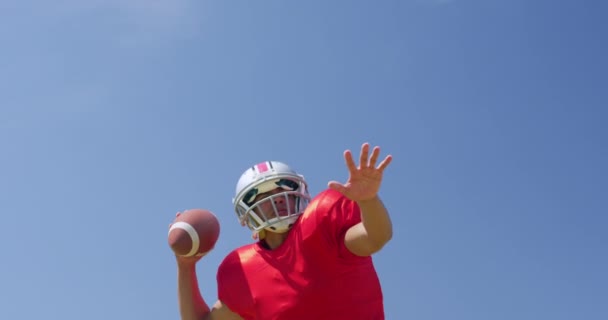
[174,142,393,320]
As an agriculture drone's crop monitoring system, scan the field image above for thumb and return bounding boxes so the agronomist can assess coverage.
[327,181,347,193]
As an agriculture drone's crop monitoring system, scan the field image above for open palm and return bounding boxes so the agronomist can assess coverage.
[328,143,393,201]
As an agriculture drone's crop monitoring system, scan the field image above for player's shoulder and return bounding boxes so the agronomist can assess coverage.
[218,243,259,271]
[216,243,260,310]
[312,188,348,203]
[307,188,350,211]
[299,188,351,223]
[220,243,257,267]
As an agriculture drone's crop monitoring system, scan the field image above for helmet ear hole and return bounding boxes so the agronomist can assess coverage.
[243,188,259,206]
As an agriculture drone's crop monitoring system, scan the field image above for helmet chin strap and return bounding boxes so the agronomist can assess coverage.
[263,216,297,233]
[254,229,266,240]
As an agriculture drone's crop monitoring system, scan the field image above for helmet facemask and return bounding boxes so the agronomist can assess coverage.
[235,177,310,233]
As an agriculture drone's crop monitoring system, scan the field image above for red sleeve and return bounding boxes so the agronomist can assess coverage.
[315,189,367,260]
[216,251,238,305]
[216,250,255,318]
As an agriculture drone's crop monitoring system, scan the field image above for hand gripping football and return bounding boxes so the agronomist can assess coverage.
[168,209,220,257]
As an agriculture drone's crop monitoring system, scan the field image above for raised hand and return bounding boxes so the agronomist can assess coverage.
[328,143,392,202]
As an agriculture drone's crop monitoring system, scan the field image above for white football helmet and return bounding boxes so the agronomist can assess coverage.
[233,161,311,233]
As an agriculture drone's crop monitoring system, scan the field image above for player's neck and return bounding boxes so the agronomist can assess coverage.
[262,231,288,250]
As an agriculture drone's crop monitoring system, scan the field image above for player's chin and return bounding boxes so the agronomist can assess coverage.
[276,210,290,217]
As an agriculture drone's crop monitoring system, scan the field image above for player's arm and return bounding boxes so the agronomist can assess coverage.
[345,196,393,256]
[205,300,242,320]
[176,260,242,320]
[328,143,394,257]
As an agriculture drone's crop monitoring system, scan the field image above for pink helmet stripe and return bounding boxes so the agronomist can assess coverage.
[256,162,269,173]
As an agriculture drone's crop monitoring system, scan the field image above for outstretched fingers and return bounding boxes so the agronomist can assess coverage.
[377,154,393,172]
[347,143,391,172]
[369,146,381,168]
[344,149,357,173]
[359,143,370,168]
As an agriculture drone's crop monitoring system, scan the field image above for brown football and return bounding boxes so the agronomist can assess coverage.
[168,209,220,257]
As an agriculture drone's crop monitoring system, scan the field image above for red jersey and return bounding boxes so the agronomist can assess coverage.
[217,189,384,320]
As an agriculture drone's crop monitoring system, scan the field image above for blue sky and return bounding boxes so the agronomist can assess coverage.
[1,0,607,319]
